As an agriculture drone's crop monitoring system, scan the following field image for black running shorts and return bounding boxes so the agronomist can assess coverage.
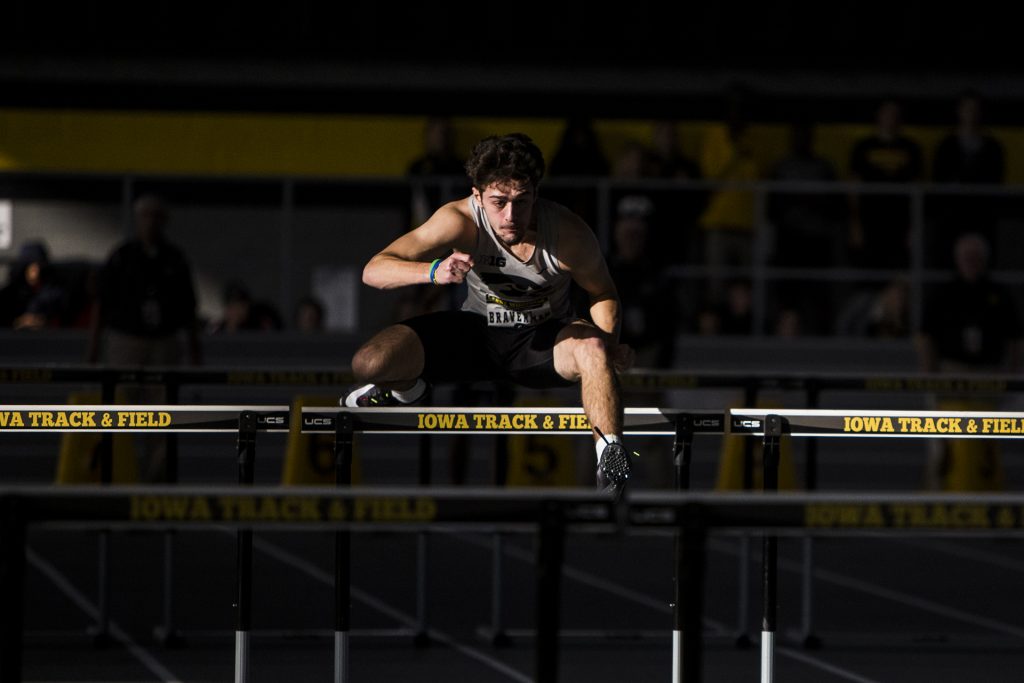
[399,310,576,389]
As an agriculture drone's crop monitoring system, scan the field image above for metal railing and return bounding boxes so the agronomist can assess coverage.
[2,171,1022,338]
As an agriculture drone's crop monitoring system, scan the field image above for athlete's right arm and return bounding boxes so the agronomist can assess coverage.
[362,201,477,290]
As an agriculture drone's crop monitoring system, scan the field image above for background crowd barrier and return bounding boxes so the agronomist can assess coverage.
[5,485,1024,683]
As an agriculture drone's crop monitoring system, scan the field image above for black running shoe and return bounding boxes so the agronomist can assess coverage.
[596,441,631,501]
[341,384,401,407]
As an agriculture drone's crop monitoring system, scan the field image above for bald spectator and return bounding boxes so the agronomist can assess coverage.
[88,194,201,481]
[917,233,1021,492]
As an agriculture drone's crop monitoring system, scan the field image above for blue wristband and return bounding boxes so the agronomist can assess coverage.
[428,258,442,284]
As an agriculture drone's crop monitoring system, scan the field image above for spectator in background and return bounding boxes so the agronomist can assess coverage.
[209,281,253,333]
[918,233,1020,373]
[0,241,68,329]
[835,278,910,339]
[698,86,760,302]
[768,122,841,335]
[917,233,1020,491]
[87,194,201,482]
[930,91,1005,267]
[650,120,702,181]
[549,117,610,177]
[546,117,609,228]
[294,295,325,332]
[607,195,677,367]
[769,122,840,266]
[848,99,924,268]
[696,278,753,336]
[88,194,201,366]
[408,117,468,227]
[402,117,467,320]
[614,121,704,270]
[209,280,283,333]
[612,139,658,178]
[407,116,466,177]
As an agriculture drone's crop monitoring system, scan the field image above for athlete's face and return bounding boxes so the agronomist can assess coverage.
[474,181,536,246]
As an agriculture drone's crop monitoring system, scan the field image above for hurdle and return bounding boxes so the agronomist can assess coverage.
[729,408,1024,683]
[0,404,288,682]
[300,406,726,677]
[0,484,618,683]
[8,486,1024,683]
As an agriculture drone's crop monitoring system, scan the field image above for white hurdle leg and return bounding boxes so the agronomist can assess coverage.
[334,631,349,683]
[760,631,774,683]
[234,631,250,683]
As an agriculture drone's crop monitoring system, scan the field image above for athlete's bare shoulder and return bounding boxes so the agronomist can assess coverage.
[413,197,477,249]
[540,198,598,267]
[540,197,590,235]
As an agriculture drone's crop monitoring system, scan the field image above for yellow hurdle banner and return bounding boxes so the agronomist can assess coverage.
[282,396,363,485]
[299,407,726,435]
[56,391,139,484]
[729,409,1024,438]
[716,400,798,492]
[0,405,290,433]
[505,397,576,488]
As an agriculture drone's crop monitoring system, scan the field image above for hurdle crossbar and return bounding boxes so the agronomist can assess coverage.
[300,407,726,435]
[0,405,289,433]
[728,408,1024,683]
[730,408,1024,438]
[7,487,1024,683]
[0,404,287,680]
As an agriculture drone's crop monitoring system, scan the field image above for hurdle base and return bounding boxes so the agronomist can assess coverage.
[783,628,823,650]
[85,625,114,650]
[475,626,514,647]
[733,632,754,649]
[152,625,188,649]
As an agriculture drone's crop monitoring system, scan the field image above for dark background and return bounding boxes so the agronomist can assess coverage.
[3,1,1021,121]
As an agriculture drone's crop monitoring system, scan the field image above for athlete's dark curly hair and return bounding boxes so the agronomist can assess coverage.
[464,133,545,191]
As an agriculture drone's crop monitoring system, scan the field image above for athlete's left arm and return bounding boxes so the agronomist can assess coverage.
[558,215,621,341]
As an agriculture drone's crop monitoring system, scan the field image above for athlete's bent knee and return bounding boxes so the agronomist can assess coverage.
[572,334,611,369]
[351,345,389,382]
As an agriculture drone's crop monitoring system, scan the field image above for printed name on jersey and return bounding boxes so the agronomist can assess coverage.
[485,294,548,312]
[485,294,552,327]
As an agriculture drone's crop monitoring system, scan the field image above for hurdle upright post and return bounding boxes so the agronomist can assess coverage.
[760,414,782,683]
[334,411,354,683]
[413,385,434,647]
[672,412,695,679]
[535,500,566,683]
[234,411,257,683]
[799,382,821,649]
[674,502,707,683]
[155,372,183,647]
[673,413,694,491]
[0,494,26,683]
[735,381,759,648]
[414,431,431,647]
[91,371,117,647]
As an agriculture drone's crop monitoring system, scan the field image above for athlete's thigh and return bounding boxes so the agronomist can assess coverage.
[401,310,497,383]
[499,318,580,388]
[551,319,605,381]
